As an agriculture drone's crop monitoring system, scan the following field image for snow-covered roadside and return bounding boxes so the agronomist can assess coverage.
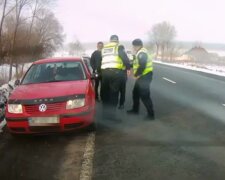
[0,63,31,132]
[0,120,6,133]
[0,63,31,83]
[0,81,15,132]
[0,64,16,76]
[154,60,225,77]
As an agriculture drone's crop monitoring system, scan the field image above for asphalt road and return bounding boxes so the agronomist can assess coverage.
[1,63,225,180]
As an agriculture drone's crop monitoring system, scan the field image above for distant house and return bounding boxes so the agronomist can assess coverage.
[176,46,218,63]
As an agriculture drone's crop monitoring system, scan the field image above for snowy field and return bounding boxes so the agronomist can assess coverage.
[154,60,225,77]
[208,50,225,57]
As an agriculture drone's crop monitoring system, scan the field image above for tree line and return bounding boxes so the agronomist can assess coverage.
[0,0,64,80]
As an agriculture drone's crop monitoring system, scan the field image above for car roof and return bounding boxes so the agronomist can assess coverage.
[34,57,83,64]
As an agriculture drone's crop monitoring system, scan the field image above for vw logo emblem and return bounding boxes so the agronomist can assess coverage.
[39,104,47,112]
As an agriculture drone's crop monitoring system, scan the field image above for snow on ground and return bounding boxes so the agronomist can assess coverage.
[0,64,16,82]
[0,120,6,133]
[0,63,31,83]
[208,50,225,57]
[154,60,225,77]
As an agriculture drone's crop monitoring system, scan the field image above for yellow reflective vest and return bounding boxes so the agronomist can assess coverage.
[133,48,153,76]
[101,42,123,70]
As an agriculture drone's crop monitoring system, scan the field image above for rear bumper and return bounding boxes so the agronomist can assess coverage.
[6,109,95,134]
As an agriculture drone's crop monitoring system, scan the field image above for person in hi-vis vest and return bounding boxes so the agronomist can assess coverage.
[127,39,155,120]
[101,35,130,121]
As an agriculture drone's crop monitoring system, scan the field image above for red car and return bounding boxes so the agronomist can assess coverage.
[6,57,96,134]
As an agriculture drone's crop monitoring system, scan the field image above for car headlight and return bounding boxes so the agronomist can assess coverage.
[66,98,85,109]
[8,104,23,114]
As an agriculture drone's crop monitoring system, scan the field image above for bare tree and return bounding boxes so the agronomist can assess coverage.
[0,0,16,62]
[26,0,55,47]
[149,21,176,60]
[34,10,64,57]
[165,42,183,61]
[7,0,31,79]
[1,0,64,80]
[0,0,8,55]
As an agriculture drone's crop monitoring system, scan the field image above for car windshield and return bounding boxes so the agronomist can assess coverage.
[22,61,86,85]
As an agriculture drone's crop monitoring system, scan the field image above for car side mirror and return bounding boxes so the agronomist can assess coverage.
[14,79,20,86]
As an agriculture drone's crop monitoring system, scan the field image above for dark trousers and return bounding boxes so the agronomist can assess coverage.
[101,69,122,118]
[94,77,100,99]
[119,71,127,106]
[132,72,154,116]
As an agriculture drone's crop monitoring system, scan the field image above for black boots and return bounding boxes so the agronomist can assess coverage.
[144,115,155,121]
[127,109,139,115]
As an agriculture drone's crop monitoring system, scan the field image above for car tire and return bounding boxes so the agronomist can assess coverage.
[10,133,24,139]
[87,122,97,132]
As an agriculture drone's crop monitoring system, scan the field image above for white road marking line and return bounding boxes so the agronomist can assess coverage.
[0,119,6,133]
[80,132,96,180]
[163,77,176,84]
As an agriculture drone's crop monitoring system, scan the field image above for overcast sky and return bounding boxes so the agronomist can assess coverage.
[54,0,225,44]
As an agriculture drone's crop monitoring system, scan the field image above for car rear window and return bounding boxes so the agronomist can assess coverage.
[22,61,86,85]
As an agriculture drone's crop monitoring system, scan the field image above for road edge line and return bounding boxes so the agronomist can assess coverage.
[162,77,176,84]
[79,132,96,180]
[154,60,225,78]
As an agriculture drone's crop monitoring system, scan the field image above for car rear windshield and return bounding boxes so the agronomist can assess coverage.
[22,61,87,85]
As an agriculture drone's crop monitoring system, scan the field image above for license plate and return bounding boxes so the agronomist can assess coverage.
[29,117,59,126]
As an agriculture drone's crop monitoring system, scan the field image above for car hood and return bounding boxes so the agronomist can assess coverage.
[10,80,88,100]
